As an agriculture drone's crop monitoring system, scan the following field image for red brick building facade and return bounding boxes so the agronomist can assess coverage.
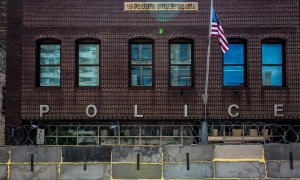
[5,0,300,144]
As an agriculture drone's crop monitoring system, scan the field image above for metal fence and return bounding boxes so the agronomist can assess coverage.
[4,121,300,145]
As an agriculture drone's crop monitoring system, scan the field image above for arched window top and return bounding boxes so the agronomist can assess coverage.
[169,38,193,43]
[262,38,285,43]
[36,38,61,43]
[227,38,247,43]
[76,38,101,43]
[129,38,154,43]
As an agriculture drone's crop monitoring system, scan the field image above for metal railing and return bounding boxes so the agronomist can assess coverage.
[4,121,300,146]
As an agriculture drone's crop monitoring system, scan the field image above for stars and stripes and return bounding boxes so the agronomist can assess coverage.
[211,8,229,53]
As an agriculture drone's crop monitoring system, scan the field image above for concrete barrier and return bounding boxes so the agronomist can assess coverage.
[0,144,299,179]
[0,165,7,179]
[265,144,300,160]
[11,146,61,162]
[164,163,213,179]
[215,162,265,178]
[266,161,300,178]
[112,164,162,179]
[163,145,213,162]
[112,146,161,162]
[10,164,58,180]
[62,146,112,162]
[60,164,110,180]
[214,144,263,160]
[0,146,9,162]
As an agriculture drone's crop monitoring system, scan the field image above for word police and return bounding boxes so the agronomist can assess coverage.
[39,104,284,118]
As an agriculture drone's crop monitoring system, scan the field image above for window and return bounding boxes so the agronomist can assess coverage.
[77,41,100,86]
[262,40,285,86]
[38,41,61,86]
[130,39,153,87]
[170,39,193,87]
[223,41,246,86]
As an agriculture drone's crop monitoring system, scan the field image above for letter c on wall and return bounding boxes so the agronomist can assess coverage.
[228,104,239,118]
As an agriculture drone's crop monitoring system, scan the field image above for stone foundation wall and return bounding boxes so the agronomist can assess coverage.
[0,144,299,179]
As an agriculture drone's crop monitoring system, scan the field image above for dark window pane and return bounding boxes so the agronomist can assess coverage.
[224,44,244,65]
[131,44,152,65]
[40,44,60,65]
[171,66,191,86]
[131,66,152,86]
[262,44,282,65]
[79,44,99,65]
[79,66,99,86]
[223,66,244,86]
[262,66,282,86]
[40,66,60,86]
[171,44,191,65]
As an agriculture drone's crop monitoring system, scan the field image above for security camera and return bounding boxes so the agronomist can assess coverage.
[31,124,37,129]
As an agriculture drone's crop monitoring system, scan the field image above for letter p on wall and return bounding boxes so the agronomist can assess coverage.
[40,105,49,118]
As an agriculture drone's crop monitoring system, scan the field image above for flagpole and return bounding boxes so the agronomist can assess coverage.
[201,0,213,144]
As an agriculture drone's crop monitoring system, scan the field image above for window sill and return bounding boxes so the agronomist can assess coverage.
[262,86,288,90]
[222,86,248,90]
[128,86,155,90]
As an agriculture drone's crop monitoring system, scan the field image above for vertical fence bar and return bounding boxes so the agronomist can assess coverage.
[137,154,140,170]
[290,152,293,170]
[186,153,190,170]
[30,154,34,172]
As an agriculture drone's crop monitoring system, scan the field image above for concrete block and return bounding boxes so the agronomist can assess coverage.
[11,146,61,162]
[0,165,8,179]
[265,144,300,160]
[112,164,161,179]
[164,162,213,179]
[62,146,112,162]
[60,164,110,180]
[215,162,265,178]
[0,146,10,162]
[112,146,161,163]
[266,160,300,178]
[163,145,213,162]
[10,164,57,180]
[214,145,263,160]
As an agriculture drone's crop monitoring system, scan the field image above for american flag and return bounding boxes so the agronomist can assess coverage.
[211,8,229,53]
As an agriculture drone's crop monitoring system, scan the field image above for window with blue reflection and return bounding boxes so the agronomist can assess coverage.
[170,43,192,86]
[39,44,60,86]
[130,43,153,86]
[78,44,100,86]
[223,43,245,86]
[262,42,284,86]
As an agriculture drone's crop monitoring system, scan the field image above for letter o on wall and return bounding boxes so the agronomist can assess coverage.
[86,105,97,118]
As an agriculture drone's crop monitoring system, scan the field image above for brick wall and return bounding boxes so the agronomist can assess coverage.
[6,0,300,124]
[0,0,6,45]
[0,0,6,144]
